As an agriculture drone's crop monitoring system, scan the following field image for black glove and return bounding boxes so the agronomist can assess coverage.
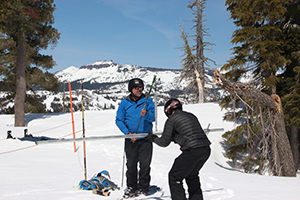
[145,131,157,142]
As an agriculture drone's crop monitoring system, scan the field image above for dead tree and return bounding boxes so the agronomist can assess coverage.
[214,69,296,177]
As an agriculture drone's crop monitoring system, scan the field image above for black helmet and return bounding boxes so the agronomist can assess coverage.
[164,98,182,117]
[128,78,144,92]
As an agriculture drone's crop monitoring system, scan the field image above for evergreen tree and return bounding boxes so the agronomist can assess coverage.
[223,0,291,94]
[0,0,60,126]
[219,0,297,176]
[277,0,300,171]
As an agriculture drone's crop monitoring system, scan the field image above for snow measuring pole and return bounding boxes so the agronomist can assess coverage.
[35,128,225,144]
[68,82,76,153]
[81,81,87,180]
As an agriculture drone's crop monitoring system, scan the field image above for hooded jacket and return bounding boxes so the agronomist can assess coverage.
[153,110,211,151]
[116,94,155,137]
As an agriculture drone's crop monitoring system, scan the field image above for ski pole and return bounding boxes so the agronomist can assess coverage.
[135,75,156,133]
[121,147,125,188]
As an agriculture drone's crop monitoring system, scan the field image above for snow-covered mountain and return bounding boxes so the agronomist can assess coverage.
[51,60,222,111]
[1,60,223,113]
[55,60,187,93]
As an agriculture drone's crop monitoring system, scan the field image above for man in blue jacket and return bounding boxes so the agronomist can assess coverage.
[116,78,155,198]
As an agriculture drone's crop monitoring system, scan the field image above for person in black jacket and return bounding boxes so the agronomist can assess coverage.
[146,98,211,200]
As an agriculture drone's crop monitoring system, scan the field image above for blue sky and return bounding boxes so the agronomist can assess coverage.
[45,0,236,73]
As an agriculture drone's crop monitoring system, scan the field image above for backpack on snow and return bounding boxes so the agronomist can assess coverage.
[78,178,110,196]
[77,170,118,196]
[92,170,119,190]
[78,179,99,190]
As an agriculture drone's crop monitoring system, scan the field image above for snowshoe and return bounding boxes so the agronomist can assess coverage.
[135,188,148,196]
[122,187,137,199]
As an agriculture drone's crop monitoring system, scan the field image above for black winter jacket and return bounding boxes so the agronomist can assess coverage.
[153,110,211,151]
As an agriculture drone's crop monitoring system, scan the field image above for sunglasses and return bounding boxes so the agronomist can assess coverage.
[133,86,143,90]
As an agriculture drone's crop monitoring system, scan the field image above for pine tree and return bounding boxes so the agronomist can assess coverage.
[0,0,60,126]
[219,0,297,176]
[277,0,300,171]
[224,0,291,94]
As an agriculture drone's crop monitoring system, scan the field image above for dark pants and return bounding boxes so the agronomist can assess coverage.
[169,146,211,200]
[125,138,153,192]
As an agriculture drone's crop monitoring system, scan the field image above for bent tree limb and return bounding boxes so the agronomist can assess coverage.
[214,69,296,177]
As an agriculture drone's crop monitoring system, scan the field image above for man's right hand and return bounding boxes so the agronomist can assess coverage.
[145,131,157,142]
[128,132,138,142]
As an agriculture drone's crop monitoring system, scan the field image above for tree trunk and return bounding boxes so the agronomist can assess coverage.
[194,69,204,103]
[14,30,26,127]
[270,95,295,176]
[196,0,204,103]
[214,70,296,177]
[290,126,299,171]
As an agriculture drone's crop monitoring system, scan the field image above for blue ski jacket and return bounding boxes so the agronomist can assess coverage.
[116,94,155,139]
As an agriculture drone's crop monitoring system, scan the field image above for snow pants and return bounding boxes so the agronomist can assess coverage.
[169,146,211,200]
[125,138,153,192]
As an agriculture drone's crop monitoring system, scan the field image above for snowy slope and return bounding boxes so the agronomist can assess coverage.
[1,103,300,200]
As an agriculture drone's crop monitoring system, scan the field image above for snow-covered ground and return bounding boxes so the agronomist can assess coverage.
[1,103,299,200]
